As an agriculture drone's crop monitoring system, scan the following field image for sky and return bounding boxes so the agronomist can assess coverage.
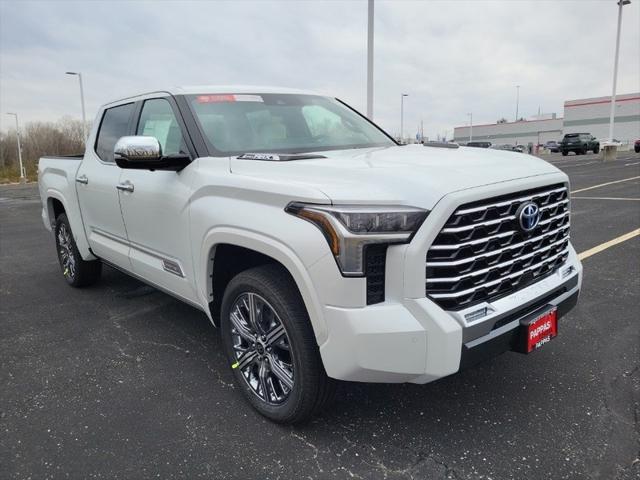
[1,0,639,140]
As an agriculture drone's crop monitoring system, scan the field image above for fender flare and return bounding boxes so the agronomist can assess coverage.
[197,227,328,345]
[45,188,94,260]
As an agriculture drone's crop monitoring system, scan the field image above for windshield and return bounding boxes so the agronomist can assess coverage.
[186,93,395,156]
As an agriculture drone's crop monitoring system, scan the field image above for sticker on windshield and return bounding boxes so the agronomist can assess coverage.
[196,94,263,103]
[234,95,263,103]
[197,94,235,103]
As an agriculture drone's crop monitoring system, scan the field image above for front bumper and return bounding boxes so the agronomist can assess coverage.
[318,245,582,384]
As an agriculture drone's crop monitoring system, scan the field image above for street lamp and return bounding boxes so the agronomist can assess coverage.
[5,113,25,183]
[467,113,473,142]
[65,71,87,141]
[515,85,520,121]
[366,0,374,120]
[400,93,408,143]
[608,0,630,142]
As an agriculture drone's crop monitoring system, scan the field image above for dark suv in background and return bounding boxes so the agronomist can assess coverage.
[561,133,600,156]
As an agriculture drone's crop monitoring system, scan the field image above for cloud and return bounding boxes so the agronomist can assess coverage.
[1,0,638,140]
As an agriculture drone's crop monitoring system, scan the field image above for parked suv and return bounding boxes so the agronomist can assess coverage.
[560,133,600,156]
[38,86,582,423]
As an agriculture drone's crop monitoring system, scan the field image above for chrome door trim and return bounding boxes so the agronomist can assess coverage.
[90,227,185,278]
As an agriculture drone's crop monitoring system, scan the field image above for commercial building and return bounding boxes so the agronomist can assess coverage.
[453,92,640,146]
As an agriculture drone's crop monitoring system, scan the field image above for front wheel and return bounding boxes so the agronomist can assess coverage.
[221,264,335,424]
[562,150,568,156]
[593,146,600,154]
[55,213,102,287]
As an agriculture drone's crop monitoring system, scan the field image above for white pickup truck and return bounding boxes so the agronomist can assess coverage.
[38,86,582,423]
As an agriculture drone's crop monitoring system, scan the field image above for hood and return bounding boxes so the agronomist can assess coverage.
[229,144,562,208]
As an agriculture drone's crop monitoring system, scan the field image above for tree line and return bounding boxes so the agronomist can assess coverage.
[0,117,89,182]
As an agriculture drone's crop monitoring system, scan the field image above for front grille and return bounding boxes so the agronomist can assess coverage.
[425,184,570,310]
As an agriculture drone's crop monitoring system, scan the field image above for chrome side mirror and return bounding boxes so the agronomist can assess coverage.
[114,136,190,171]
[114,136,162,164]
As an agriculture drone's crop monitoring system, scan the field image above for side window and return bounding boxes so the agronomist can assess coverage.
[136,98,188,156]
[95,103,135,163]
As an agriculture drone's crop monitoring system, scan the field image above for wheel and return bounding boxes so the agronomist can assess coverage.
[582,146,589,155]
[593,146,600,154]
[562,150,568,156]
[634,146,640,153]
[221,264,335,424]
[55,213,102,287]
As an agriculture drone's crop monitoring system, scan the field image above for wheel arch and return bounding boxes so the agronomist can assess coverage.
[198,228,327,345]
[45,189,95,260]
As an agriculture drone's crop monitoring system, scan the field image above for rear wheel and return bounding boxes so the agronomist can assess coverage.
[55,213,102,287]
[221,264,335,424]
[562,150,568,156]
[582,145,589,155]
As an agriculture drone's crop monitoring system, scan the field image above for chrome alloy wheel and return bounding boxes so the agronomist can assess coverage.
[57,223,76,280]
[229,292,294,405]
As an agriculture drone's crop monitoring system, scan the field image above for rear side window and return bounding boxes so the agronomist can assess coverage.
[95,103,135,163]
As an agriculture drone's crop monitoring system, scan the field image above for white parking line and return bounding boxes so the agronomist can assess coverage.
[560,161,598,168]
[578,228,640,261]
[571,196,640,201]
[625,161,640,166]
[571,176,640,194]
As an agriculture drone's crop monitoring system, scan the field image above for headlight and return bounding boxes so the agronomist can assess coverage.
[286,202,429,276]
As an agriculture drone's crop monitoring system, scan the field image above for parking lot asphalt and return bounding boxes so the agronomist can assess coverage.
[1,152,639,480]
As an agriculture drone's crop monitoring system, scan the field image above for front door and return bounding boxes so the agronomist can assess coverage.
[117,97,198,303]
[76,102,135,269]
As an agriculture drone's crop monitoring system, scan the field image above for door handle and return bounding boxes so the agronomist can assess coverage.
[75,175,89,185]
[116,181,134,193]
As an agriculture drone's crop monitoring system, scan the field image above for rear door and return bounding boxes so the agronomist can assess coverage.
[117,96,199,303]
[76,102,135,269]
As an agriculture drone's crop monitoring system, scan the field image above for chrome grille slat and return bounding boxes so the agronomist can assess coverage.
[455,187,567,215]
[425,183,570,310]
[429,249,569,299]
[429,231,515,250]
[426,237,569,283]
[440,205,569,234]
[426,224,570,267]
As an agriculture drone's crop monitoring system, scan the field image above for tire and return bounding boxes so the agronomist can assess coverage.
[593,146,600,154]
[582,146,589,155]
[634,146,640,154]
[54,213,102,287]
[562,150,568,156]
[221,264,335,424]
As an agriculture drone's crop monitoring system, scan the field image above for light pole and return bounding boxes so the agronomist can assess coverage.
[6,113,25,183]
[608,0,630,142]
[515,85,520,121]
[468,113,473,142]
[400,93,408,143]
[366,0,374,120]
[66,71,87,141]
